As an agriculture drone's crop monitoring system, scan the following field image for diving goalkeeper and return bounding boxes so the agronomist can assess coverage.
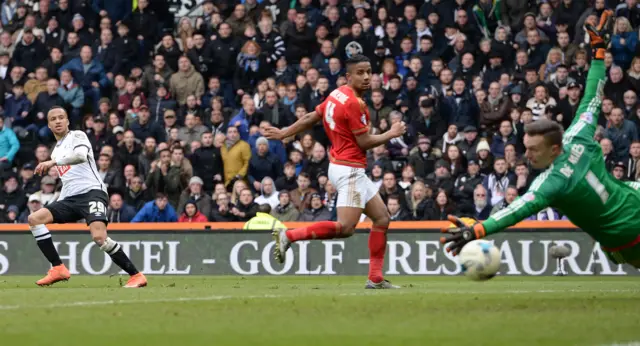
[442,10,640,268]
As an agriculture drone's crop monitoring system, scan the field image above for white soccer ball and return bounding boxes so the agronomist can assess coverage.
[458,240,501,281]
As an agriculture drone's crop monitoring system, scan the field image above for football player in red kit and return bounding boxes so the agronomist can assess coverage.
[264,55,407,288]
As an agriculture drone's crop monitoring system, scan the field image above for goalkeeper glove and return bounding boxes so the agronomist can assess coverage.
[586,9,613,60]
[439,215,487,256]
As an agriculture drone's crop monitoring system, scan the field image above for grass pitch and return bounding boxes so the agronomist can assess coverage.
[0,276,638,346]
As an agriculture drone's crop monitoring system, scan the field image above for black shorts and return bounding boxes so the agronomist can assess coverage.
[46,190,109,226]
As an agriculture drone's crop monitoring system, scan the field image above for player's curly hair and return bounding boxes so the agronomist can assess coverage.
[524,119,563,147]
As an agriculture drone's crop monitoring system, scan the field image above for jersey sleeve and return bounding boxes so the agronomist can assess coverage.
[345,98,369,136]
[482,169,565,235]
[315,98,327,118]
[562,59,606,148]
[71,131,92,151]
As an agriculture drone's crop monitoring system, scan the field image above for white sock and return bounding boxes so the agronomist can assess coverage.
[30,224,51,241]
[99,237,121,256]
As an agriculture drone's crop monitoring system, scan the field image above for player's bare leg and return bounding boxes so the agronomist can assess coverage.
[89,222,147,288]
[272,207,361,263]
[363,194,398,289]
[28,209,70,286]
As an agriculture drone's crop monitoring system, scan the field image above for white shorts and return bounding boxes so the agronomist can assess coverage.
[328,163,379,209]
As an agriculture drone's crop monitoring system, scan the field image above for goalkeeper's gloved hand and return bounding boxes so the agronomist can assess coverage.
[586,9,613,60]
[439,215,487,256]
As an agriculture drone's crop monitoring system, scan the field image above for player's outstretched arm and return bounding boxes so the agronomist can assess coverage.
[566,10,612,135]
[355,121,407,151]
[263,111,322,141]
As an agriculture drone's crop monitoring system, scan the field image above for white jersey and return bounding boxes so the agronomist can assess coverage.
[51,130,106,201]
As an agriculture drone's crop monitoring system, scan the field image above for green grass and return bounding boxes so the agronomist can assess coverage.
[0,276,638,346]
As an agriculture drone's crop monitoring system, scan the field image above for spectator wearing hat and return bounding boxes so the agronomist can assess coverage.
[479,82,511,135]
[18,162,39,195]
[556,81,581,129]
[612,161,628,181]
[13,29,47,74]
[254,176,279,210]
[70,13,95,47]
[177,176,212,220]
[297,192,331,221]
[249,136,282,191]
[0,174,26,213]
[142,55,174,100]
[108,125,125,148]
[270,189,300,222]
[30,175,59,206]
[130,105,166,144]
[458,126,480,161]
[169,56,204,107]
[483,51,507,88]
[1,204,20,223]
[132,192,178,223]
[453,158,485,206]
[178,199,208,222]
[58,45,109,112]
[605,107,639,160]
[105,192,137,223]
[408,135,436,177]
[57,69,84,124]
[426,159,455,196]
[17,193,42,223]
[411,98,447,145]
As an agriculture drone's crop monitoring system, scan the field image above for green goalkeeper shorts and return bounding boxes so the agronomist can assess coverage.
[602,235,640,265]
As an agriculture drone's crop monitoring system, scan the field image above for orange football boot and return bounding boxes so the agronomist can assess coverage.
[123,273,148,288]
[36,264,71,286]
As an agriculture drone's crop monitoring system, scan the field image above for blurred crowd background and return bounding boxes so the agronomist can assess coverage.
[0,0,638,224]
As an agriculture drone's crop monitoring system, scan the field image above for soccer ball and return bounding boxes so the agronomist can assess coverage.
[458,240,501,281]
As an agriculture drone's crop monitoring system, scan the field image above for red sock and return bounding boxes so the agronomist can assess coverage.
[285,221,341,242]
[368,226,388,283]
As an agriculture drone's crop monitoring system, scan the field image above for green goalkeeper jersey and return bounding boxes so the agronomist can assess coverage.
[483,59,640,248]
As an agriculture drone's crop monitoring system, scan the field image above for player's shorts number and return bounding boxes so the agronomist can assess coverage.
[89,201,106,215]
[325,101,336,130]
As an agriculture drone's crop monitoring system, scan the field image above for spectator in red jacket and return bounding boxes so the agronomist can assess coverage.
[177,200,208,222]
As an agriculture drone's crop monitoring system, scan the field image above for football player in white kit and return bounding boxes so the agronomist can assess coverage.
[29,106,147,287]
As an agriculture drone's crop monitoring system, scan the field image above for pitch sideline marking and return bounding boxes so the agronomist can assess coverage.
[0,288,637,311]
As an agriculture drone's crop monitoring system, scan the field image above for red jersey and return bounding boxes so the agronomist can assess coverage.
[315,85,370,168]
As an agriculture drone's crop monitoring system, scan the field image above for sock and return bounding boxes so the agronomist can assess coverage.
[100,237,139,276]
[368,225,388,283]
[285,221,341,242]
[30,224,63,266]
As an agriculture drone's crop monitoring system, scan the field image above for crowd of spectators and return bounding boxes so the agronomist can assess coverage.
[0,0,639,224]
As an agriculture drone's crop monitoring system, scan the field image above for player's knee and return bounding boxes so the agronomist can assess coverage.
[373,213,390,229]
[92,234,107,246]
[338,222,357,237]
[27,214,37,226]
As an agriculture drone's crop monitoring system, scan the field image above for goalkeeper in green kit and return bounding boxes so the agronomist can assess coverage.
[442,10,640,268]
